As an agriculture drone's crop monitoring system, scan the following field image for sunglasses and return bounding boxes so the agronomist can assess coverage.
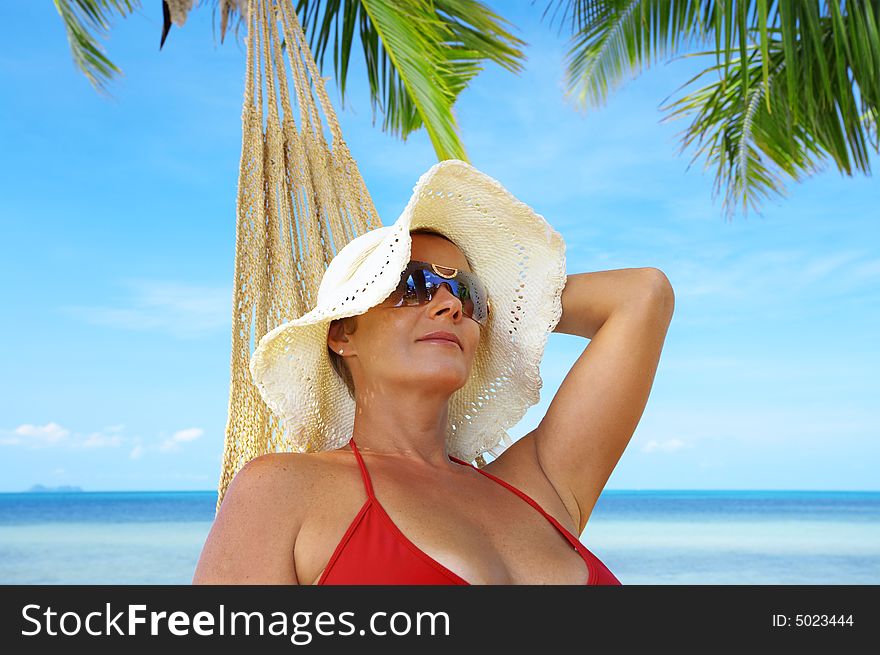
[379,260,491,327]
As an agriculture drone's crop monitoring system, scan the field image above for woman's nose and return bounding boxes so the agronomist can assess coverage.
[429,284,462,312]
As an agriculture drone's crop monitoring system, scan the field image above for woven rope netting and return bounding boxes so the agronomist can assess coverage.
[217,0,383,511]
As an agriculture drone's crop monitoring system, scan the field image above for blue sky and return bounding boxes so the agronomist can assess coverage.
[1,1,877,492]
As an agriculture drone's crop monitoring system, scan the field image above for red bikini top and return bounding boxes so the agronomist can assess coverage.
[316,438,621,585]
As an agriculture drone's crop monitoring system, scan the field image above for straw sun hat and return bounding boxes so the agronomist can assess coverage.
[248,158,567,464]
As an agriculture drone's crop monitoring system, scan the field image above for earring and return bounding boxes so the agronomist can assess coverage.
[339,349,344,354]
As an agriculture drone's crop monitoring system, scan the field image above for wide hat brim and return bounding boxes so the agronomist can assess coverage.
[249,158,567,463]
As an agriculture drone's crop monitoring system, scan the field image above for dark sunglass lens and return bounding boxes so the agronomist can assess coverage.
[460,290,475,318]
[414,270,429,303]
[387,264,487,325]
[434,277,478,322]
[395,270,423,305]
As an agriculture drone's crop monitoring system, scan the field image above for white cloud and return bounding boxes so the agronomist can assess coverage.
[641,438,686,453]
[0,422,207,456]
[159,427,205,452]
[668,247,878,312]
[13,422,70,446]
[635,404,877,446]
[852,258,880,282]
[800,250,867,285]
[172,428,203,442]
[81,432,124,448]
[57,279,231,339]
[2,422,130,450]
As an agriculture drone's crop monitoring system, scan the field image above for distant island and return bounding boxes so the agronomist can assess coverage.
[27,484,83,493]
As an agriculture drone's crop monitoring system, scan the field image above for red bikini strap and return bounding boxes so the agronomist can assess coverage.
[348,438,376,500]
[448,455,582,549]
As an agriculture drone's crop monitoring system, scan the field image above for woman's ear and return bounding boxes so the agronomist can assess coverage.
[327,319,344,353]
[328,316,357,353]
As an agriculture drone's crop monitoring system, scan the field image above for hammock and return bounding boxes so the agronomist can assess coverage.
[217,0,388,511]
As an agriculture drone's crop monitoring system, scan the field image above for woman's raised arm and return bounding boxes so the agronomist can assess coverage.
[532,267,674,533]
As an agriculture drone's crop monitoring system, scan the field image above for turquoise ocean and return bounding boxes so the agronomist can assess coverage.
[1,490,877,584]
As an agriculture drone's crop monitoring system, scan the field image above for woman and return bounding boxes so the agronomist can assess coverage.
[193,159,674,585]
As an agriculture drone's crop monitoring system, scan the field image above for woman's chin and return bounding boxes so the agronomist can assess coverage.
[406,366,468,388]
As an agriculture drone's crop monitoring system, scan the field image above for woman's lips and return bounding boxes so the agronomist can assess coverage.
[417,330,462,348]
[417,338,462,349]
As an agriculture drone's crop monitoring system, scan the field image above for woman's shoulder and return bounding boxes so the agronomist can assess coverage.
[228,448,357,510]
[229,450,338,504]
[193,449,344,584]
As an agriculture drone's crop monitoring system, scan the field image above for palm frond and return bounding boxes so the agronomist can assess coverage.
[536,0,608,38]
[660,18,873,221]
[358,0,466,159]
[561,0,880,219]
[559,0,879,138]
[53,0,141,95]
[559,0,705,111]
[206,0,249,46]
[295,0,527,160]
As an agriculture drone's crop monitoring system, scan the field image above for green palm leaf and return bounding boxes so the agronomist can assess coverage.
[556,0,880,219]
[53,0,141,96]
[296,0,526,160]
[660,45,825,219]
[60,0,527,162]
